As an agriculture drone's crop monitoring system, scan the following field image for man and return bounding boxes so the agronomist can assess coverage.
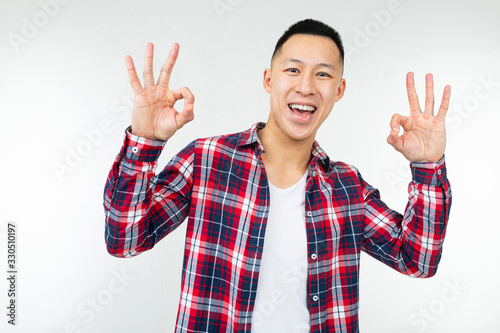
[104,19,452,332]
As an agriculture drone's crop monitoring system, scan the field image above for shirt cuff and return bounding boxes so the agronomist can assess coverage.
[123,126,167,162]
[410,155,447,186]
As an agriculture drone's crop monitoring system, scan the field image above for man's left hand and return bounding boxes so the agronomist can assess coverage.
[387,72,451,162]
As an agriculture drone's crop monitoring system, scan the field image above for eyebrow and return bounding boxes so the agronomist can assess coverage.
[284,58,337,72]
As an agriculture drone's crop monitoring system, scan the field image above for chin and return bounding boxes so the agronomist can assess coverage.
[283,123,316,142]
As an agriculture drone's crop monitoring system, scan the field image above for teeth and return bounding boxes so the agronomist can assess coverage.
[289,104,316,112]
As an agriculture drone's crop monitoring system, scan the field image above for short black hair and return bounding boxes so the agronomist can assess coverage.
[272,18,345,66]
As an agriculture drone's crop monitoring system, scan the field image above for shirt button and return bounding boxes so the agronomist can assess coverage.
[131,147,139,153]
[312,171,317,177]
[312,295,319,302]
[307,211,312,217]
[311,253,317,260]
[437,169,442,175]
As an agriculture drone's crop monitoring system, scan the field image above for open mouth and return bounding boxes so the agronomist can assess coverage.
[288,103,316,119]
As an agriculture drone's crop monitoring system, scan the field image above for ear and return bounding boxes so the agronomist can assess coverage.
[263,68,272,93]
[334,78,346,102]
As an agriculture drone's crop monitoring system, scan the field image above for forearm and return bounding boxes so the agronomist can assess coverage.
[363,156,452,277]
[103,127,166,257]
[103,127,194,258]
[404,156,451,276]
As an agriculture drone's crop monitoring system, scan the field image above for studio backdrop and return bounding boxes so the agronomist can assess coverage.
[1,0,499,332]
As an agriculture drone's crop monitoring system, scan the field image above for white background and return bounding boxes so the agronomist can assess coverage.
[1,0,499,332]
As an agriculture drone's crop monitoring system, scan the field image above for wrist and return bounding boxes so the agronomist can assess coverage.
[124,126,167,162]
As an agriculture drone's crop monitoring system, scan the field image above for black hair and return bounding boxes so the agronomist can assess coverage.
[272,19,345,66]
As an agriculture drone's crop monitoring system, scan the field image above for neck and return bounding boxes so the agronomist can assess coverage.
[257,121,314,173]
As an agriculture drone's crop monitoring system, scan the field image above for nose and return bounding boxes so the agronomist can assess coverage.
[295,73,317,96]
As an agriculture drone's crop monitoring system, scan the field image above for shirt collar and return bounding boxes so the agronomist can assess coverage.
[237,122,332,171]
[236,122,267,150]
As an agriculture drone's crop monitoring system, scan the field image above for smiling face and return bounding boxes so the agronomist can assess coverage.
[263,34,346,143]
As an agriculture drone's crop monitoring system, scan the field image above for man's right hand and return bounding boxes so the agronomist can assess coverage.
[125,42,195,141]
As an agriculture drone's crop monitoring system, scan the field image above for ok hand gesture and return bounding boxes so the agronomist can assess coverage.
[387,72,451,162]
[125,43,195,141]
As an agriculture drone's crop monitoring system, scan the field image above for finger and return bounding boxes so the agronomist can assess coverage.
[176,101,195,129]
[424,73,435,115]
[157,43,179,88]
[170,86,195,105]
[143,43,154,88]
[406,72,421,114]
[436,85,451,121]
[389,113,408,133]
[387,113,403,149]
[170,87,195,128]
[125,55,143,95]
[386,127,403,152]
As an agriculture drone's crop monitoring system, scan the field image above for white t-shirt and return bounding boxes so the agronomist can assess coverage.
[251,172,310,332]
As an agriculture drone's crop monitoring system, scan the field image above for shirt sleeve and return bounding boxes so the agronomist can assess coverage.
[361,155,452,277]
[103,126,195,258]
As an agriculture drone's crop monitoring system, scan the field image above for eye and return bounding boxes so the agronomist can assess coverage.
[317,72,332,77]
[286,68,299,73]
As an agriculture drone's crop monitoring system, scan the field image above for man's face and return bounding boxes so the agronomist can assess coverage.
[264,34,346,143]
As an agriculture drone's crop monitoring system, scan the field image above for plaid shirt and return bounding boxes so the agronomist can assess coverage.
[104,122,451,332]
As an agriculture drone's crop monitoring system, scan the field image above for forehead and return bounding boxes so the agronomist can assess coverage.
[274,34,341,67]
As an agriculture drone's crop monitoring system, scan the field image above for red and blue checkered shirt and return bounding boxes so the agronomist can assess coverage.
[104,122,451,332]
